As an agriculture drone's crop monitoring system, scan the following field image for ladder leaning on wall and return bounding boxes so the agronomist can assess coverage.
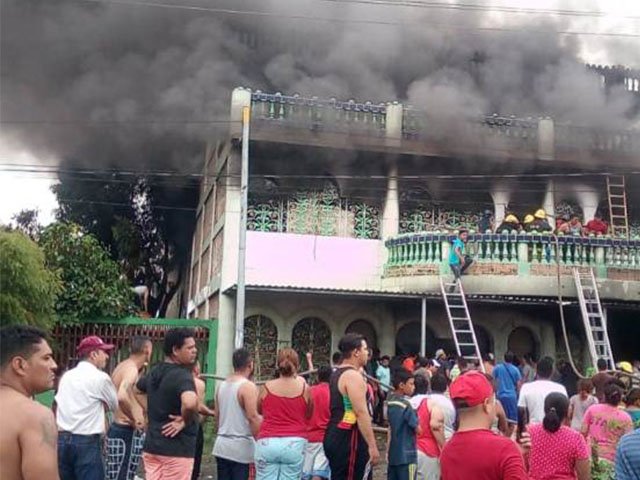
[573,268,615,371]
[440,278,485,372]
[606,175,629,239]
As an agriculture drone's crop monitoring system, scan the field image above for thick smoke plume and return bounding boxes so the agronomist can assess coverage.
[1,0,638,171]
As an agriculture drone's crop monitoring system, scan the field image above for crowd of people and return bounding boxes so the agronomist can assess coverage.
[2,324,640,480]
[479,208,612,237]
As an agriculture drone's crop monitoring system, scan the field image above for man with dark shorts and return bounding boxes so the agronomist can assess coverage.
[136,328,199,480]
[106,335,153,480]
[324,333,380,480]
[0,325,60,480]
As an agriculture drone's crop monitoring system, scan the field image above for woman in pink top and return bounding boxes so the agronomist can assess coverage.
[527,392,590,480]
[255,348,313,480]
[582,382,633,462]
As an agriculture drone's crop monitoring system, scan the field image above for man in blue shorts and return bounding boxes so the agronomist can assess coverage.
[449,229,473,282]
[491,351,522,437]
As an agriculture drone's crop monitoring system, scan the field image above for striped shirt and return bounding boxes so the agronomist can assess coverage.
[615,429,640,480]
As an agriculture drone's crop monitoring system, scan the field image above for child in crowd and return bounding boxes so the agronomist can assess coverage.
[625,388,640,429]
[568,379,598,431]
[387,369,421,480]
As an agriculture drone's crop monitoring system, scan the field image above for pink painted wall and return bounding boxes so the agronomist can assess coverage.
[246,231,384,291]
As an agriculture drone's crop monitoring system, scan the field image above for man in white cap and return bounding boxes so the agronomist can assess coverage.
[55,335,118,480]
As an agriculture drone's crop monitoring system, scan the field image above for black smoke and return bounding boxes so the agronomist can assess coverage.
[1,0,638,170]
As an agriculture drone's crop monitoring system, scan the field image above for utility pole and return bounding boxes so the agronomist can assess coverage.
[234,105,250,349]
[420,296,427,357]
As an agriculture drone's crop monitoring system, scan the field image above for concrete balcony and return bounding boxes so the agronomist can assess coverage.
[230,87,640,167]
[384,232,640,301]
[239,230,640,303]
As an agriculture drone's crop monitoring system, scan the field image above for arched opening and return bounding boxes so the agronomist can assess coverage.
[507,326,539,360]
[346,319,378,352]
[395,322,438,357]
[291,317,332,370]
[244,315,278,380]
[474,325,493,356]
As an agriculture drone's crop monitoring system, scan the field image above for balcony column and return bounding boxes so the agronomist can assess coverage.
[230,87,252,138]
[491,183,511,228]
[381,159,399,239]
[543,179,556,226]
[538,117,555,161]
[574,183,600,223]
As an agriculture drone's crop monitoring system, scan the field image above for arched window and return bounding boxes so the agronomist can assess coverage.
[507,327,539,360]
[394,322,437,356]
[474,325,494,356]
[291,317,331,371]
[346,319,378,353]
[244,315,278,380]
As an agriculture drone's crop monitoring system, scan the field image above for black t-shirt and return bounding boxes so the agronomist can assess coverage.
[136,362,197,458]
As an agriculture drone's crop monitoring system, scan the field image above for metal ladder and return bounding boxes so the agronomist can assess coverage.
[573,268,615,371]
[607,175,629,239]
[440,278,485,372]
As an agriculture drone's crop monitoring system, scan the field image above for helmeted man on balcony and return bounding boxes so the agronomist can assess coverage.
[449,229,473,284]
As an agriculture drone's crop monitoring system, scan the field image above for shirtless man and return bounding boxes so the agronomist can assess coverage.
[0,325,59,480]
[106,335,153,480]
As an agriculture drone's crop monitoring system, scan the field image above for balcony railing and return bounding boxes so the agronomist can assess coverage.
[385,232,640,276]
[243,88,639,155]
[250,91,387,136]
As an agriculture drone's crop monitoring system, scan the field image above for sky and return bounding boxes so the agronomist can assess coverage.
[0,0,638,227]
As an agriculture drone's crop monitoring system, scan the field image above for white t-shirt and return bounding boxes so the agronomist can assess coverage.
[517,379,567,424]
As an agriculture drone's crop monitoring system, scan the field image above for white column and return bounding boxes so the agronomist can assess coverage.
[543,180,556,226]
[538,117,555,161]
[230,87,252,138]
[385,102,403,148]
[491,184,511,228]
[381,159,399,239]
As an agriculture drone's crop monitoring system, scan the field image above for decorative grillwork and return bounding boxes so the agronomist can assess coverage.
[400,206,483,233]
[555,200,582,220]
[247,187,381,239]
[244,315,278,381]
[291,317,332,372]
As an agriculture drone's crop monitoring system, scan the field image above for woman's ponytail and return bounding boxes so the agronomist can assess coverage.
[542,392,569,433]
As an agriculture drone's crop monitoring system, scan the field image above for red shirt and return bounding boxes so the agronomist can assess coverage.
[528,424,589,480]
[402,357,416,373]
[258,385,308,439]
[585,219,608,235]
[307,382,330,443]
[440,429,527,480]
[416,399,440,458]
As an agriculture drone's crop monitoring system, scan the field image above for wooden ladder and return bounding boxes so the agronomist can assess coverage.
[606,175,629,239]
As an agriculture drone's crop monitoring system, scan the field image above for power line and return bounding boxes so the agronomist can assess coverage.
[82,0,640,38]
[0,119,239,125]
[322,0,640,20]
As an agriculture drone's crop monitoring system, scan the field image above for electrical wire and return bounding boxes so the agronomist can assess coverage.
[81,0,640,38]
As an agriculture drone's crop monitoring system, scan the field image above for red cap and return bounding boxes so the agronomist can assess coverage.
[449,370,494,407]
[77,336,115,355]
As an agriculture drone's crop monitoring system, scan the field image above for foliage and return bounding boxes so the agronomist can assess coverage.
[591,459,615,480]
[12,208,42,240]
[39,222,135,324]
[0,230,59,329]
[53,173,197,317]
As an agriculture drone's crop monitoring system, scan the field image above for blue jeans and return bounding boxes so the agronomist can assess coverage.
[255,437,307,480]
[58,432,104,480]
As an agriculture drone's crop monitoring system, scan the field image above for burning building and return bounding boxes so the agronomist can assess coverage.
[186,71,640,379]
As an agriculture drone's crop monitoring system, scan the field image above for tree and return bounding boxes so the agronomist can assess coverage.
[0,230,59,329]
[53,173,197,317]
[39,222,135,323]
[12,208,42,240]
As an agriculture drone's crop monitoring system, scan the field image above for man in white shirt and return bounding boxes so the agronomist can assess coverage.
[517,356,567,425]
[56,335,118,480]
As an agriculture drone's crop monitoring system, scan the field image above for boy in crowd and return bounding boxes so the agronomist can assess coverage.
[568,379,597,431]
[387,369,421,480]
[303,366,332,480]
